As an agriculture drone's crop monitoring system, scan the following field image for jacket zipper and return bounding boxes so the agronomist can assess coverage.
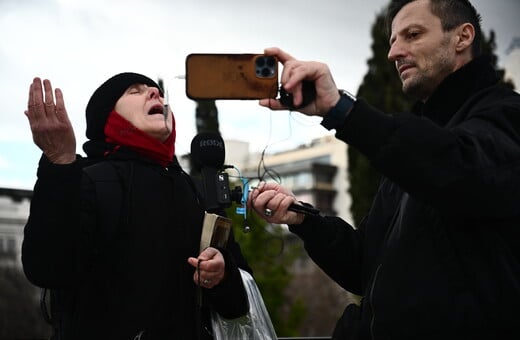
[370,263,382,340]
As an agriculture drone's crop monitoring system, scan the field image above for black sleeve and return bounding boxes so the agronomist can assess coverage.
[203,224,252,318]
[288,214,365,295]
[336,98,520,218]
[223,228,252,275]
[204,241,249,318]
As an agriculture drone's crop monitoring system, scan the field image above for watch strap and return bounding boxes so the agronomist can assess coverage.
[320,90,356,130]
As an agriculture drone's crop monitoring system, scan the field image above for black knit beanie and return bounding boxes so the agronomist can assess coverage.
[85,72,163,141]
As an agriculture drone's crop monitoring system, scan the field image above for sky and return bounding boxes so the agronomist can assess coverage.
[1,0,519,190]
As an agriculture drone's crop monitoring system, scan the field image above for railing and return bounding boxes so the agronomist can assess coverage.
[278,338,332,340]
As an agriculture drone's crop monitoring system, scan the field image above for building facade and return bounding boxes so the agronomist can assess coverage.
[0,188,32,268]
[226,135,353,223]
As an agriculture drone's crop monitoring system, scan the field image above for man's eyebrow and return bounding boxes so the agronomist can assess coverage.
[389,24,425,44]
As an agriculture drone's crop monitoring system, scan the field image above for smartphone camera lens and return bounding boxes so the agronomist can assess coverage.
[261,67,273,77]
[256,57,266,67]
[256,56,275,78]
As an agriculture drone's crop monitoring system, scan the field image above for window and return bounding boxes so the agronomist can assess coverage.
[0,237,17,258]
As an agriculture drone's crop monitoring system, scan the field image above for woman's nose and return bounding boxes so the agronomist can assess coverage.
[148,87,161,99]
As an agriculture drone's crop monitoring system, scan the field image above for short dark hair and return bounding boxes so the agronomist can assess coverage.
[386,0,482,57]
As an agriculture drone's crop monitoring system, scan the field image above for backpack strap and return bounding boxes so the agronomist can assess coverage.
[83,161,125,246]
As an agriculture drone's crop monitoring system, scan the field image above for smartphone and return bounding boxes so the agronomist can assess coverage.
[185,53,279,100]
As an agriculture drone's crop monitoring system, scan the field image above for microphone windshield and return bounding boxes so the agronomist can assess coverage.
[190,132,225,169]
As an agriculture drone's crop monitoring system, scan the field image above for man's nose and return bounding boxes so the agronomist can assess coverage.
[388,40,405,62]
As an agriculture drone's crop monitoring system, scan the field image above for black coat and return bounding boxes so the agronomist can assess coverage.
[22,150,250,340]
[290,57,520,339]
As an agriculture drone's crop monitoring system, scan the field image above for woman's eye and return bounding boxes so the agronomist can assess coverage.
[128,88,142,94]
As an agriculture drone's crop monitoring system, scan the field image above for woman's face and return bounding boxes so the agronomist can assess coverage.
[114,83,173,142]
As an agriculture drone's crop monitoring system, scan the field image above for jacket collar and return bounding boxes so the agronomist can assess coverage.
[83,139,177,168]
[413,55,499,126]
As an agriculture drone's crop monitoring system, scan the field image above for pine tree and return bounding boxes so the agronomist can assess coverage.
[195,100,220,133]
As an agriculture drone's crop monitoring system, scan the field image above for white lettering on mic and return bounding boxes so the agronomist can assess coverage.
[199,139,224,148]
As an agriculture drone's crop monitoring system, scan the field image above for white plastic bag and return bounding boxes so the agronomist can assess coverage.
[211,269,277,340]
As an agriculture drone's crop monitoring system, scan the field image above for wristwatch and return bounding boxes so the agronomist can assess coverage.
[320,89,356,130]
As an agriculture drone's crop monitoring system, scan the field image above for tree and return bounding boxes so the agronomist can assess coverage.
[347,6,515,226]
[195,100,220,133]
[480,30,516,90]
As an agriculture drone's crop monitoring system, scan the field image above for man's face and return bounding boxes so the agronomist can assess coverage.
[388,0,458,100]
[114,84,173,142]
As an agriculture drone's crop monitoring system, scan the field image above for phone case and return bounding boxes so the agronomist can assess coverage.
[185,54,279,100]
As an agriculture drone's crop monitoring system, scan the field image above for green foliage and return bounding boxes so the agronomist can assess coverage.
[279,297,307,337]
[480,30,516,90]
[226,203,304,336]
[347,5,513,225]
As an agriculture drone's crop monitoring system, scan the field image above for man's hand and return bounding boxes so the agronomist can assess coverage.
[248,181,305,225]
[25,77,76,164]
[259,47,341,117]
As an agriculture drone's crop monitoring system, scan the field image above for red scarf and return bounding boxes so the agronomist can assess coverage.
[104,110,175,166]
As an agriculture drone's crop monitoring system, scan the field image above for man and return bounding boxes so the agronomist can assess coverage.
[250,0,520,338]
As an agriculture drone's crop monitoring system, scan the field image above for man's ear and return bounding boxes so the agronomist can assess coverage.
[455,23,475,53]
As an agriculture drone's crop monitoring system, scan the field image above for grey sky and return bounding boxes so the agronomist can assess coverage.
[0,0,519,189]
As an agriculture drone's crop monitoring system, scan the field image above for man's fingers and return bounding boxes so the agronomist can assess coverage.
[259,98,286,110]
[252,189,277,209]
[281,62,307,91]
[264,47,295,64]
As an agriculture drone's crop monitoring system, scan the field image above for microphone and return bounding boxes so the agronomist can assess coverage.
[288,203,320,216]
[190,132,230,212]
[190,132,225,170]
[190,132,321,217]
[249,186,321,216]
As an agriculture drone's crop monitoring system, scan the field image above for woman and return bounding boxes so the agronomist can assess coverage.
[22,73,250,339]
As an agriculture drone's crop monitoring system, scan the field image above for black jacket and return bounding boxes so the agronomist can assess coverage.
[22,149,250,340]
[290,57,520,339]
